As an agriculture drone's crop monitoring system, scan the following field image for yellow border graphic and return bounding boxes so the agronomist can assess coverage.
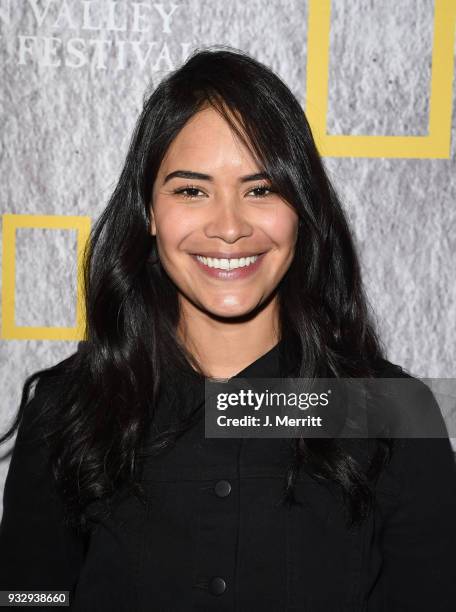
[306,0,456,158]
[1,214,91,341]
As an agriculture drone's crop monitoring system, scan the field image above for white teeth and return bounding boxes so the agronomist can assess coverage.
[196,255,259,270]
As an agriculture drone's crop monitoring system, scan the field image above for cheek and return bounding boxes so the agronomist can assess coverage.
[265,211,299,250]
[154,207,192,252]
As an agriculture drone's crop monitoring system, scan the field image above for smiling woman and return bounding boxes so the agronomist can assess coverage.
[149,103,299,375]
[1,45,456,612]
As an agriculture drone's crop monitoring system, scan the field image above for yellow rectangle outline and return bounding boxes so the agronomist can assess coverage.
[306,0,456,158]
[1,213,91,340]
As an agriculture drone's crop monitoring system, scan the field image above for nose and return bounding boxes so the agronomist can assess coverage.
[204,196,253,243]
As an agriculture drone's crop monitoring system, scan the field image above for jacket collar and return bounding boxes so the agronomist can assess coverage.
[227,338,283,379]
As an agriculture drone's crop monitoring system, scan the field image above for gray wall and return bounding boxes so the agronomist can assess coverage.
[1,0,455,518]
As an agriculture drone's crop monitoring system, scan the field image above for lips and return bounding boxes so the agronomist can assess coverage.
[192,251,265,259]
[192,252,266,280]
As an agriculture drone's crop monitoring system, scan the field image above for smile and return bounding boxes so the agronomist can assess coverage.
[191,252,266,280]
[195,255,259,270]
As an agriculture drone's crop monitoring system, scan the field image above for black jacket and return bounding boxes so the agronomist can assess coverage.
[1,342,456,611]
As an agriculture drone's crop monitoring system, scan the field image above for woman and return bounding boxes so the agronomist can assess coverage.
[1,46,455,611]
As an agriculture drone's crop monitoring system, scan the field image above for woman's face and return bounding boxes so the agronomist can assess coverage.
[150,106,299,319]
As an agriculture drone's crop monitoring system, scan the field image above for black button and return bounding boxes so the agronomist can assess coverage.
[214,480,231,497]
[209,576,226,595]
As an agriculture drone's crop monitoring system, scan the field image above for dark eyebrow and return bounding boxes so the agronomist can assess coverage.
[163,170,271,184]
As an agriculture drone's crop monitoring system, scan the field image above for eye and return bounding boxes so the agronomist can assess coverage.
[173,185,205,199]
[247,183,276,198]
[172,183,277,200]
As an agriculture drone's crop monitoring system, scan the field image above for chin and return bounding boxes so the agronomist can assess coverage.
[201,299,260,319]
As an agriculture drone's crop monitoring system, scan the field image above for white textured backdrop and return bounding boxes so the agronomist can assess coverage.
[1,0,455,517]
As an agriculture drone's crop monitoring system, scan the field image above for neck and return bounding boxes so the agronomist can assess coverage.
[177,298,280,379]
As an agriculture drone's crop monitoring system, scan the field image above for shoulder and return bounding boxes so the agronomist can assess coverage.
[3,349,83,507]
[371,356,413,379]
[16,348,81,445]
[33,346,83,398]
[370,357,449,438]
[358,356,456,492]
[369,359,456,507]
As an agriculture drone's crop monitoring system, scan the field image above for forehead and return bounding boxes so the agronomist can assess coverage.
[158,106,259,174]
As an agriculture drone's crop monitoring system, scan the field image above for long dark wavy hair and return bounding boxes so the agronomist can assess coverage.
[1,45,395,536]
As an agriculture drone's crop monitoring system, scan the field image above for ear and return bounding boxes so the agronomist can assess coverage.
[149,207,157,236]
